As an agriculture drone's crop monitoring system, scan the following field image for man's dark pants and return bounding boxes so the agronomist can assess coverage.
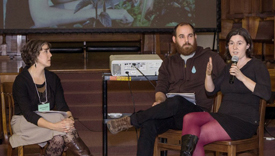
[130,96,204,156]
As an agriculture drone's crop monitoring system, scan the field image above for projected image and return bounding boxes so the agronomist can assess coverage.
[4,0,195,29]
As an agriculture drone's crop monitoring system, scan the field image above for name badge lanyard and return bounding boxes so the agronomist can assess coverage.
[34,78,48,104]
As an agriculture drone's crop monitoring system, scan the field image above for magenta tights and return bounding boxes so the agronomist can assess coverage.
[181,112,231,156]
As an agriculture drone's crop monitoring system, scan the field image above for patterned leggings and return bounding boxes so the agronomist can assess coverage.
[45,129,79,156]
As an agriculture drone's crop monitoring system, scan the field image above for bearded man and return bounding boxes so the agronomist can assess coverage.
[107,22,226,156]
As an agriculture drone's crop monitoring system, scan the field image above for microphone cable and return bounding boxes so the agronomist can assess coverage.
[126,64,158,142]
[126,71,136,113]
[131,63,156,89]
[126,71,139,142]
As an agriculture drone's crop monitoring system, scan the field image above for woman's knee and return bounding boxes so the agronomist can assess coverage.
[184,112,212,122]
[51,135,65,144]
[183,113,197,123]
[46,135,65,155]
[39,113,65,123]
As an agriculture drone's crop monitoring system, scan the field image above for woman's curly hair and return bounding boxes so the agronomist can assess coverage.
[21,40,51,66]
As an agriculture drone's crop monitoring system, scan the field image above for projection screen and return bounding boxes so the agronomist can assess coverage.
[1,0,220,34]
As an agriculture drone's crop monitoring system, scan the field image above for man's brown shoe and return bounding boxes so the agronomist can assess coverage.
[107,116,133,134]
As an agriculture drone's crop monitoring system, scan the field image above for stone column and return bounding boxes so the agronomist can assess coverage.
[16,35,22,56]
[1,34,7,56]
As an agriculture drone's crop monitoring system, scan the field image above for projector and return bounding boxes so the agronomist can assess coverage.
[110,54,163,76]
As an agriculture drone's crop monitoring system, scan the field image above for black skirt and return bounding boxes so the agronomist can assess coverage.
[210,113,258,140]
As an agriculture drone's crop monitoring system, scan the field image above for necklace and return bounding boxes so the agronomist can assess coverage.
[35,79,48,104]
[29,69,48,104]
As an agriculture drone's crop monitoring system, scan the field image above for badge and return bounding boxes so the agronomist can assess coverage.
[38,103,50,112]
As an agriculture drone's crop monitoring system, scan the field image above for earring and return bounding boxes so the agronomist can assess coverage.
[35,63,36,68]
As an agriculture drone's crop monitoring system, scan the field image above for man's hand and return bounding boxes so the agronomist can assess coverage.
[206,57,212,76]
[152,101,161,107]
[153,92,166,107]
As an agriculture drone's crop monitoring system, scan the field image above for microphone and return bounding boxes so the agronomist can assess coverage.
[229,56,239,84]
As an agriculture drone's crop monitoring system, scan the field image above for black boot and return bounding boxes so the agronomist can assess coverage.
[66,137,92,156]
[180,134,198,156]
[64,130,93,156]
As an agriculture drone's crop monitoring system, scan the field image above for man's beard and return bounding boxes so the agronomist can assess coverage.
[175,40,197,56]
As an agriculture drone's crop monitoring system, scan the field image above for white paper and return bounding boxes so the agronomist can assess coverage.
[166,93,196,104]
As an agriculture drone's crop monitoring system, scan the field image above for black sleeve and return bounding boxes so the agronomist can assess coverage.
[54,75,70,111]
[13,76,42,125]
[155,59,170,94]
[253,61,271,101]
[206,66,227,97]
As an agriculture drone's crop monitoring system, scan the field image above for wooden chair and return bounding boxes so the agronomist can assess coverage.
[154,92,266,156]
[1,82,67,156]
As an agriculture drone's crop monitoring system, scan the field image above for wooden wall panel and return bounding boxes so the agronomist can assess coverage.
[242,17,261,39]
[221,0,230,19]
[230,0,252,14]
[143,34,154,53]
[251,42,273,59]
[251,0,261,13]
[255,20,274,40]
[264,43,274,56]
[218,40,227,60]
[227,0,263,16]
[159,33,173,57]
[219,20,234,39]
[253,42,263,56]
[262,0,273,12]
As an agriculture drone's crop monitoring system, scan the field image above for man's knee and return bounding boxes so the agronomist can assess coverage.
[141,120,157,131]
[164,96,184,111]
[167,96,191,107]
[141,119,174,137]
[139,120,159,137]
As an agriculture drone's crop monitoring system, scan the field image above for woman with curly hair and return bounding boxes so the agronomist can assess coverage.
[10,40,92,156]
